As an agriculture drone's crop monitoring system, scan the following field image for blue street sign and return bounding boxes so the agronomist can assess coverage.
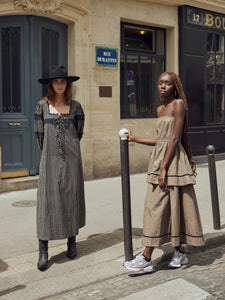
[96,46,118,67]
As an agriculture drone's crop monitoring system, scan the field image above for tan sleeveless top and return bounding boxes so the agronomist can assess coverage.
[147,116,196,186]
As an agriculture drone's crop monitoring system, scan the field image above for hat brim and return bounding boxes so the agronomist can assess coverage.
[38,76,80,84]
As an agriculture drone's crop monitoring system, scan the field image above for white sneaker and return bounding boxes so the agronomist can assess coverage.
[168,250,189,268]
[123,252,153,272]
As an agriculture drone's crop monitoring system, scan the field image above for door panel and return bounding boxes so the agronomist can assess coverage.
[0,15,67,178]
[29,16,67,175]
[1,124,29,178]
[0,16,29,177]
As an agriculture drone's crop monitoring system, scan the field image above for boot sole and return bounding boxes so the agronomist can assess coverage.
[37,264,48,271]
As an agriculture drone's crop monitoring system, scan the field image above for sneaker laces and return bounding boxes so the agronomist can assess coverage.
[130,252,146,264]
[172,251,183,263]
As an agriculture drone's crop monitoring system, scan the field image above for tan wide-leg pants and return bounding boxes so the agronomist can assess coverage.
[142,184,205,247]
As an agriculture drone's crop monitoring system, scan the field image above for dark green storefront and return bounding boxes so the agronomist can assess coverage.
[179,6,225,156]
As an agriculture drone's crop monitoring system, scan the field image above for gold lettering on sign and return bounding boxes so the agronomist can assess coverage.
[215,16,221,29]
[205,13,214,27]
[193,13,200,22]
[223,18,225,30]
[14,0,64,13]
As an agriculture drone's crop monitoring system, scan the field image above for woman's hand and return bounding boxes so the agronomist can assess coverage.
[158,167,168,191]
[119,130,157,146]
[128,130,135,142]
[118,130,135,142]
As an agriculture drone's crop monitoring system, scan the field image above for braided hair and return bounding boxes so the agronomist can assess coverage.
[159,72,196,174]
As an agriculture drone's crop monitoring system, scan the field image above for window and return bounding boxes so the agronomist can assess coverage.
[120,23,165,118]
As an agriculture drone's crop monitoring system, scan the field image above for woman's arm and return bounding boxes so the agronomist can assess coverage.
[75,103,85,141]
[128,131,157,146]
[158,99,185,190]
[34,100,44,150]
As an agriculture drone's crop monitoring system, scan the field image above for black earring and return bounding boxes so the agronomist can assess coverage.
[174,90,178,98]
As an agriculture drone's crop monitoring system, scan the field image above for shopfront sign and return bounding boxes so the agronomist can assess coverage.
[187,6,225,32]
[95,46,118,67]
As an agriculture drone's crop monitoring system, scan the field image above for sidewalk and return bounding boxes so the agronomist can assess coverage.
[0,161,225,299]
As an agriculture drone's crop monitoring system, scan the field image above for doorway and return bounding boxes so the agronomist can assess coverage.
[0,15,67,178]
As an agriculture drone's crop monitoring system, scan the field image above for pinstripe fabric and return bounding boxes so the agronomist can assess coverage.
[34,99,85,240]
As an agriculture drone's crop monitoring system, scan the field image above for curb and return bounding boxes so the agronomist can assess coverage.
[0,176,38,194]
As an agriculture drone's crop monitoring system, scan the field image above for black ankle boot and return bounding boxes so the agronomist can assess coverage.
[37,240,48,270]
[67,236,77,259]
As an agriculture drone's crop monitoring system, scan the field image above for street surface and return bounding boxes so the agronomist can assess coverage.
[44,243,225,300]
[0,161,225,299]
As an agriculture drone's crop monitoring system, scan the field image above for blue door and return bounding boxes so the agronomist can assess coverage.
[0,16,67,178]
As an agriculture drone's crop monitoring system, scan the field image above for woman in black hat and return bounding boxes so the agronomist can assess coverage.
[34,66,85,270]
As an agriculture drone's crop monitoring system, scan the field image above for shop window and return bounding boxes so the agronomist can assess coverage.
[120,23,165,118]
[206,33,225,124]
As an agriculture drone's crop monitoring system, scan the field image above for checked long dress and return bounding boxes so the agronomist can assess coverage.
[34,99,85,240]
[142,116,205,247]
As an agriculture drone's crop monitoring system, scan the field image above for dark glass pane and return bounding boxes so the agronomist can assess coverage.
[2,28,11,112]
[11,27,21,112]
[139,56,151,116]
[120,54,126,118]
[206,84,214,123]
[206,33,215,123]
[41,28,59,97]
[157,30,164,55]
[206,33,225,124]
[184,28,204,55]
[152,57,164,116]
[124,25,155,52]
[1,27,21,113]
[50,30,58,66]
[42,28,50,97]
[185,55,204,126]
[126,55,138,117]
[120,23,165,118]
[215,35,224,123]
[42,28,49,78]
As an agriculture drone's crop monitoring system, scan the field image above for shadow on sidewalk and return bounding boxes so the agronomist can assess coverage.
[154,243,225,274]
[0,285,26,297]
[128,230,225,277]
[0,259,8,273]
[47,228,142,268]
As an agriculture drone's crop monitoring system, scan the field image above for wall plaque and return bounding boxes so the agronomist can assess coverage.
[99,86,112,98]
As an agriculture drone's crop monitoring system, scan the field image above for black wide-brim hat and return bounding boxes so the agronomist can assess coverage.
[38,65,80,84]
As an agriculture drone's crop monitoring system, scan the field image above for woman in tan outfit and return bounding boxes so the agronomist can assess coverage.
[123,72,204,272]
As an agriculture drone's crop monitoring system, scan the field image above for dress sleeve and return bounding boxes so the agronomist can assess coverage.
[34,101,44,150]
[75,103,85,141]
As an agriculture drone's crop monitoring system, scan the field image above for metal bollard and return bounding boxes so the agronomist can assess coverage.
[206,145,221,230]
[119,128,133,261]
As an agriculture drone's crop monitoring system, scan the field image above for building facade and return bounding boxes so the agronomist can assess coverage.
[0,0,225,181]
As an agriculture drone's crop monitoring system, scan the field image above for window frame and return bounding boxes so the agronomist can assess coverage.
[120,22,166,119]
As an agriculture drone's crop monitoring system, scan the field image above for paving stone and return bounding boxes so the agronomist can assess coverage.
[45,244,225,300]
